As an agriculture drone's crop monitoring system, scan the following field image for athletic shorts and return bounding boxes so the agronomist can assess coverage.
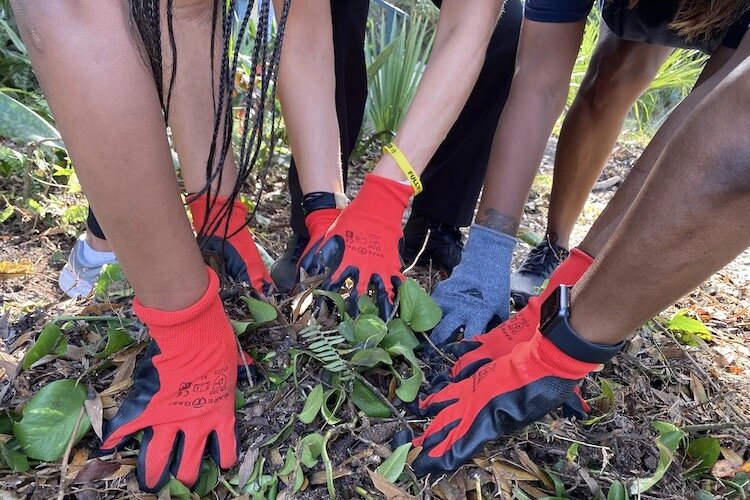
[523,0,749,54]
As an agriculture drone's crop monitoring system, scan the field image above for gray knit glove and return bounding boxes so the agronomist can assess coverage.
[429,224,516,346]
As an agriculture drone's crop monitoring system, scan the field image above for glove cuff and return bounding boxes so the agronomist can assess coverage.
[357,173,413,212]
[455,224,516,272]
[187,192,248,237]
[133,267,229,349]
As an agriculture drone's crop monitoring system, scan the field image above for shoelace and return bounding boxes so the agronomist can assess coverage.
[518,235,569,276]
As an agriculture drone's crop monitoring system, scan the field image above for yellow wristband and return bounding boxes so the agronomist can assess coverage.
[383,142,423,195]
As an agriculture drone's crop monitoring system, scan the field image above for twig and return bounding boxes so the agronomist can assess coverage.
[354,486,374,500]
[352,371,409,428]
[420,332,453,365]
[683,421,750,433]
[219,476,241,497]
[403,229,431,275]
[58,405,86,500]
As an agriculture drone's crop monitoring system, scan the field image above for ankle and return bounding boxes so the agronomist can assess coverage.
[85,231,112,253]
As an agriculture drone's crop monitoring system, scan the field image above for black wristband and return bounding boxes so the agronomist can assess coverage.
[302,192,337,217]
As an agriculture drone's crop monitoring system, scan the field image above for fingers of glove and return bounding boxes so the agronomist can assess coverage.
[429,316,466,347]
[137,426,178,493]
[412,403,461,448]
[561,386,590,420]
[418,381,463,412]
[450,357,492,383]
[101,416,143,452]
[316,236,347,280]
[171,430,209,489]
[299,239,324,275]
[370,274,399,321]
[209,417,240,469]
[443,339,483,359]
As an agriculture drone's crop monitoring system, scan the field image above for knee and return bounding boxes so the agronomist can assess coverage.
[513,63,570,111]
[576,48,660,114]
[8,0,69,55]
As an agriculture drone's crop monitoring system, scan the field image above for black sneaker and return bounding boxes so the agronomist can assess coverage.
[510,234,569,309]
[400,213,464,274]
[270,232,309,293]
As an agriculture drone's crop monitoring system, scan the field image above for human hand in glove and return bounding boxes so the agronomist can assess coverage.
[302,174,413,319]
[101,268,238,492]
[429,225,516,346]
[188,193,271,294]
[412,321,620,476]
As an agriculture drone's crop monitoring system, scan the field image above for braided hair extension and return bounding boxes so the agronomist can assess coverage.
[128,0,292,269]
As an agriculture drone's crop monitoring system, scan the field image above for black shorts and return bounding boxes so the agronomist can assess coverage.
[523,0,749,53]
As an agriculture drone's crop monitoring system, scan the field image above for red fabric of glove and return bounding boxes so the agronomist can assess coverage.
[188,193,271,294]
[101,268,238,492]
[412,331,601,476]
[445,248,594,382]
[303,174,412,319]
[299,208,342,269]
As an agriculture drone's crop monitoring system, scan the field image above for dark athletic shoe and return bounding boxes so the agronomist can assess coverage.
[400,213,464,274]
[510,234,569,309]
[270,232,309,293]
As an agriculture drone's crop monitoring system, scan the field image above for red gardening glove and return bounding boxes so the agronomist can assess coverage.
[412,327,613,476]
[303,174,413,319]
[188,193,272,294]
[101,268,238,492]
[299,208,342,270]
[439,248,594,383]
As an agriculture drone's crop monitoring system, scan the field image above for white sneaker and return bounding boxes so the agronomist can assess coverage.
[58,235,118,298]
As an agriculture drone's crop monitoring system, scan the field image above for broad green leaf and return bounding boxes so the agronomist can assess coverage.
[351,348,392,369]
[321,388,345,425]
[668,310,712,345]
[607,480,627,500]
[376,443,411,483]
[163,478,192,499]
[0,442,29,472]
[299,384,324,424]
[236,297,277,333]
[0,205,13,224]
[0,413,13,434]
[687,436,721,472]
[22,323,66,370]
[693,490,714,500]
[381,319,420,351]
[194,459,219,497]
[14,379,91,461]
[358,295,379,316]
[278,449,297,476]
[235,388,246,410]
[338,319,356,343]
[387,344,423,403]
[0,91,63,148]
[95,263,130,298]
[300,433,324,468]
[398,279,442,332]
[314,290,348,318]
[630,421,685,494]
[94,327,133,359]
[352,379,391,418]
[353,314,388,349]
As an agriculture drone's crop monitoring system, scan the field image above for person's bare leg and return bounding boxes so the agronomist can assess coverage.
[166,0,238,196]
[475,19,585,235]
[570,56,750,345]
[12,1,206,310]
[272,0,344,196]
[577,36,749,257]
[546,27,671,248]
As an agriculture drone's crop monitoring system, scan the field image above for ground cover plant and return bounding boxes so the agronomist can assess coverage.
[2,2,750,499]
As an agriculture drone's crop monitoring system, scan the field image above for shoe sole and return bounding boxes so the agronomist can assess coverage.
[510,290,532,310]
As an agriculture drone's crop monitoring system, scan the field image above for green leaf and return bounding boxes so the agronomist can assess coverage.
[376,443,411,483]
[299,384,324,424]
[607,480,627,500]
[235,388,246,410]
[387,344,423,403]
[94,327,133,359]
[358,295,379,316]
[351,348,392,369]
[321,388,345,425]
[0,442,29,472]
[687,436,721,472]
[279,449,297,476]
[693,490,714,500]
[22,323,66,370]
[235,297,278,334]
[163,478,192,499]
[398,279,442,332]
[381,319,420,351]
[338,319,356,343]
[353,314,388,349]
[668,310,712,345]
[314,290,348,318]
[352,379,391,418]
[13,379,91,461]
[0,91,63,148]
[300,433,324,469]
[0,413,14,434]
[0,205,13,224]
[95,263,130,298]
[194,459,219,497]
[630,421,685,494]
